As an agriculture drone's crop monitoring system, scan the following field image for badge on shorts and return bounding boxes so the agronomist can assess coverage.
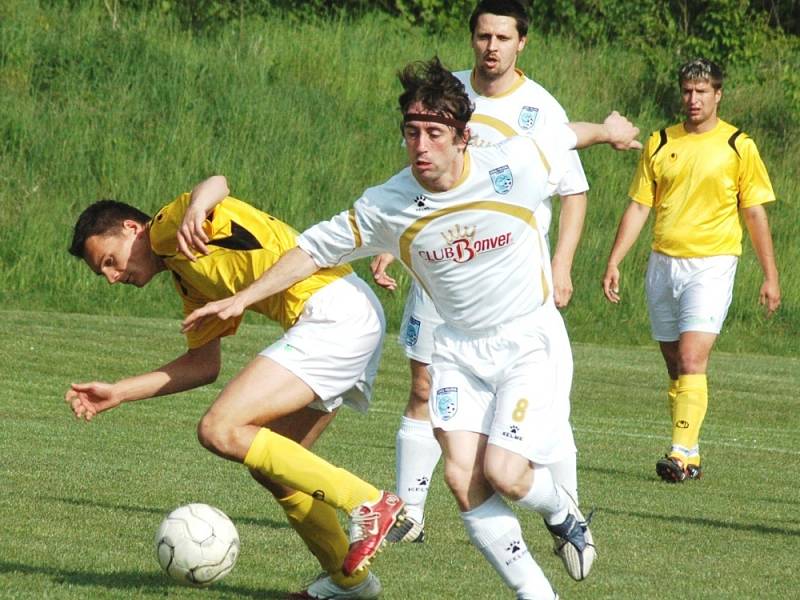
[404,316,421,348]
[490,165,513,195]
[518,106,539,130]
[435,387,458,421]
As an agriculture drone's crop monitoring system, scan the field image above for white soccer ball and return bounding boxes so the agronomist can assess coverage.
[155,503,240,587]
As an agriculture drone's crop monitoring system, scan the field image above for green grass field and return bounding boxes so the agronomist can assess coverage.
[2,308,798,599]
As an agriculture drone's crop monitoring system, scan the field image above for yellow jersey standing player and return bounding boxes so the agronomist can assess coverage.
[602,58,781,483]
[64,176,405,599]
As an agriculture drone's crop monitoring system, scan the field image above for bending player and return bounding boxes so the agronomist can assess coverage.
[64,179,404,600]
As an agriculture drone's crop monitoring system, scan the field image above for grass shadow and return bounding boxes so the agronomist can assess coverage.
[0,560,287,598]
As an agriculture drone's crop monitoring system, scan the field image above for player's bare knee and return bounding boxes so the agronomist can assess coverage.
[678,354,707,374]
[196,413,237,457]
[483,457,530,500]
[484,470,527,500]
[410,374,431,406]
[442,462,473,507]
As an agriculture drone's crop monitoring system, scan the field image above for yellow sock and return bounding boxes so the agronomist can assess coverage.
[244,428,380,513]
[277,492,368,588]
[668,378,679,422]
[670,374,708,464]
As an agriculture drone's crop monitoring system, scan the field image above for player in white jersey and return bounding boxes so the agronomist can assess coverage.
[371,0,589,542]
[180,58,640,598]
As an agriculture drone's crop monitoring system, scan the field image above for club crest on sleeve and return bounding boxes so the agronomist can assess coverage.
[404,316,421,348]
[490,165,514,195]
[435,387,458,421]
[518,106,539,130]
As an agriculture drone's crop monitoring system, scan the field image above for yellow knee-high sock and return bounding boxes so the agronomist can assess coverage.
[670,374,708,465]
[277,491,368,588]
[244,428,380,513]
[668,379,679,422]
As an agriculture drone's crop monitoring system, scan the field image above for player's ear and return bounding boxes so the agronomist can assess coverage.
[461,127,472,147]
[123,219,145,237]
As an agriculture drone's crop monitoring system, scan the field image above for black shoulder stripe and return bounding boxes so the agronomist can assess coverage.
[652,129,668,157]
[728,129,743,158]
[210,221,262,251]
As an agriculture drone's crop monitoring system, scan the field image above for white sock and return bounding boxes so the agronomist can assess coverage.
[461,494,555,600]
[516,464,568,526]
[395,416,441,523]
[546,452,578,504]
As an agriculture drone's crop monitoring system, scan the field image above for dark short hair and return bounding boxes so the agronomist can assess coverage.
[469,0,529,38]
[398,56,474,137]
[678,58,724,90]
[69,199,151,259]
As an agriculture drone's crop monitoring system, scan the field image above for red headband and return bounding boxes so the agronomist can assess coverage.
[403,112,467,130]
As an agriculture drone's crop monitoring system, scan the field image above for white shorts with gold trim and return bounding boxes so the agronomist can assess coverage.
[428,303,576,465]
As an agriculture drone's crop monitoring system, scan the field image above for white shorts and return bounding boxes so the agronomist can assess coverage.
[428,304,576,465]
[398,281,443,364]
[260,274,385,413]
[645,252,737,341]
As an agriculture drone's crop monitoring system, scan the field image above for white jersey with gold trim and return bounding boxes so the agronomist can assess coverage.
[298,130,575,333]
[454,69,589,236]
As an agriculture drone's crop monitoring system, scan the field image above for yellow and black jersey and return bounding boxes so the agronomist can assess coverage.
[628,119,775,257]
[149,193,352,348]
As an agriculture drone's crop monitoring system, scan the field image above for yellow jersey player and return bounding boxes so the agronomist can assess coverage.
[602,58,781,483]
[64,178,405,599]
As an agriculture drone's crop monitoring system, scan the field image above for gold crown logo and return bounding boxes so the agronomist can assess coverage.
[441,224,477,245]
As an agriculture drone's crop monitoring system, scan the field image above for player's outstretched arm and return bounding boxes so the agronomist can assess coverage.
[182,247,320,333]
[64,339,221,421]
[602,201,651,303]
[569,111,643,151]
[742,204,781,316]
[177,175,231,260]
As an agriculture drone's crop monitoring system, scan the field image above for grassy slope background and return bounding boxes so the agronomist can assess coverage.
[1,2,798,354]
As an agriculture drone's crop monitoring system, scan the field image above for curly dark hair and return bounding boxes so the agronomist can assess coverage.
[69,199,151,259]
[397,56,474,136]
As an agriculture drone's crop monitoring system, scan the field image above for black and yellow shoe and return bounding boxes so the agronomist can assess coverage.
[656,455,702,483]
[684,463,703,480]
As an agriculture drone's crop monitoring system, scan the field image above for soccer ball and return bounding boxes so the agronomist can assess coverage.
[155,503,240,587]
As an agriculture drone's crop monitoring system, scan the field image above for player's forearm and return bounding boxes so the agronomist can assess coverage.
[569,122,608,149]
[190,175,230,215]
[238,246,321,308]
[569,111,641,150]
[113,341,221,403]
[551,193,587,271]
[743,205,780,282]
[607,201,650,267]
